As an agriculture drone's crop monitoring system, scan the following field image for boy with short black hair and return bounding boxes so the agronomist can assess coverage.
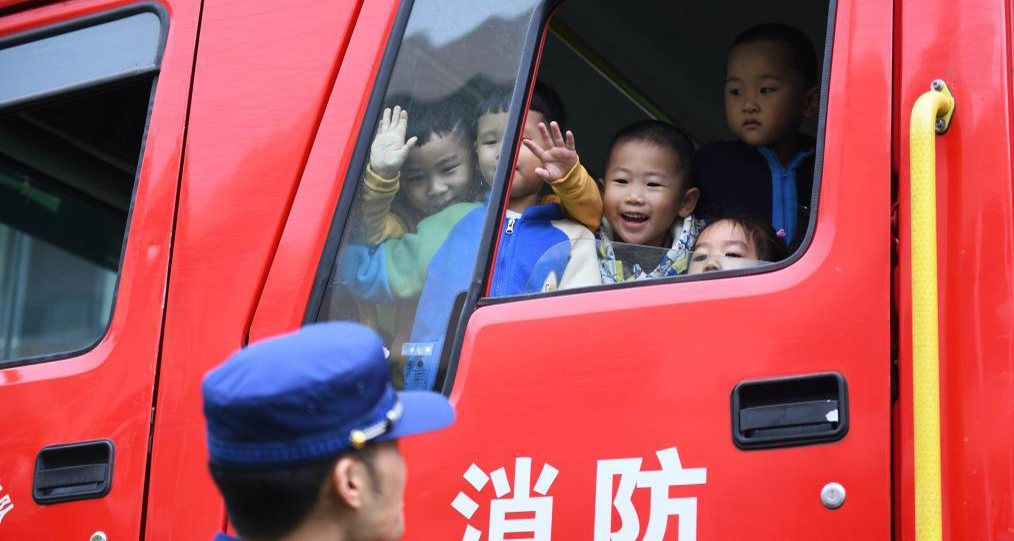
[474,81,602,232]
[597,120,704,282]
[696,22,820,249]
[341,83,600,306]
[352,95,479,245]
[344,94,483,386]
[339,83,601,390]
[400,83,602,389]
[486,82,601,296]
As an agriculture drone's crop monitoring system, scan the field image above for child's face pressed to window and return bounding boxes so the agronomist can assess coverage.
[476,110,508,185]
[509,111,549,205]
[724,39,816,149]
[603,141,698,247]
[688,219,761,274]
[401,130,474,216]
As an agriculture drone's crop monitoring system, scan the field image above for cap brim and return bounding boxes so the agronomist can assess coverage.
[382,390,455,441]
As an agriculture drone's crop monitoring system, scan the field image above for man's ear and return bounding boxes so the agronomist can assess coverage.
[803,85,819,118]
[678,187,701,219]
[333,457,365,509]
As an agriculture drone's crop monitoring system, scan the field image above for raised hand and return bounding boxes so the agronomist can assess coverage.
[370,106,418,179]
[522,121,579,183]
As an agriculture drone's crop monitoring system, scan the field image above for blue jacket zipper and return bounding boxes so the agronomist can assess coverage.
[493,217,518,296]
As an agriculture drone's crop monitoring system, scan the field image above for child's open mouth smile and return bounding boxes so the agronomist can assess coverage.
[620,212,651,231]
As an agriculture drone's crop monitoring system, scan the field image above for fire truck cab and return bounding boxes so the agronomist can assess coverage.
[0,0,1011,539]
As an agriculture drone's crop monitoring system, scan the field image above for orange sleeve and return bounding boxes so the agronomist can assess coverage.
[540,160,602,231]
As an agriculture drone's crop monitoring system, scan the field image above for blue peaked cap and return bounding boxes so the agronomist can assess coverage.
[202,322,454,467]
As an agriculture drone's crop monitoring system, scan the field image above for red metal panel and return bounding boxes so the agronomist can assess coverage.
[248,0,401,340]
[0,0,57,11]
[395,0,894,537]
[142,0,370,538]
[895,0,1014,538]
[0,0,199,538]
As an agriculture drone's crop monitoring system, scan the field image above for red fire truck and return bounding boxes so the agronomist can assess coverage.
[0,0,1010,539]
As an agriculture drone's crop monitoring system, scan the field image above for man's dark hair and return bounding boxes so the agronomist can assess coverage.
[209,445,378,540]
[702,214,790,262]
[731,23,819,88]
[608,120,696,183]
[529,81,566,127]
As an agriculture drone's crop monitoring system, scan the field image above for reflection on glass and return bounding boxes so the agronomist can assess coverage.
[388,0,540,102]
[0,80,152,362]
[0,12,161,106]
[319,0,540,390]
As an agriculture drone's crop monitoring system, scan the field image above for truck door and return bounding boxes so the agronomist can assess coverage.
[0,1,199,538]
[251,0,892,538]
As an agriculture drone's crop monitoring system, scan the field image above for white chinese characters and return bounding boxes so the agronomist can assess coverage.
[594,447,707,541]
[451,447,706,540]
[0,479,13,526]
[453,457,559,541]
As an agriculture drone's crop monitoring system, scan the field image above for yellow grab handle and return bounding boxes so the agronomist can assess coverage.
[909,79,954,541]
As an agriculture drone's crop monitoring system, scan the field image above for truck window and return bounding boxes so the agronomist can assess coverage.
[498,0,831,296]
[0,9,165,365]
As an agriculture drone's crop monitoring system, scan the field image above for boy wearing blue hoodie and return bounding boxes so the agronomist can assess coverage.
[695,23,820,251]
[399,84,601,390]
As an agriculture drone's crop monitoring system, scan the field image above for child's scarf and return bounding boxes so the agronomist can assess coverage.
[597,215,704,283]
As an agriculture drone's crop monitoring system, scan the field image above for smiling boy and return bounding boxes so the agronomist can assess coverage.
[473,81,602,232]
[353,98,478,245]
[695,23,820,250]
[597,120,704,282]
[485,82,601,297]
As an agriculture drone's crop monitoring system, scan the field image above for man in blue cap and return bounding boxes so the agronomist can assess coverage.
[201,321,455,541]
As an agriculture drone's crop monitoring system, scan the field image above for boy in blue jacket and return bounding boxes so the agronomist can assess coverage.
[400,84,601,390]
[695,23,820,251]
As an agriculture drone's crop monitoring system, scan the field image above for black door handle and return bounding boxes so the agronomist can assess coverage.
[33,439,114,504]
[732,373,848,449]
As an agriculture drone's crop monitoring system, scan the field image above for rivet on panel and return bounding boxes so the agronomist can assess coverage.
[820,482,846,509]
